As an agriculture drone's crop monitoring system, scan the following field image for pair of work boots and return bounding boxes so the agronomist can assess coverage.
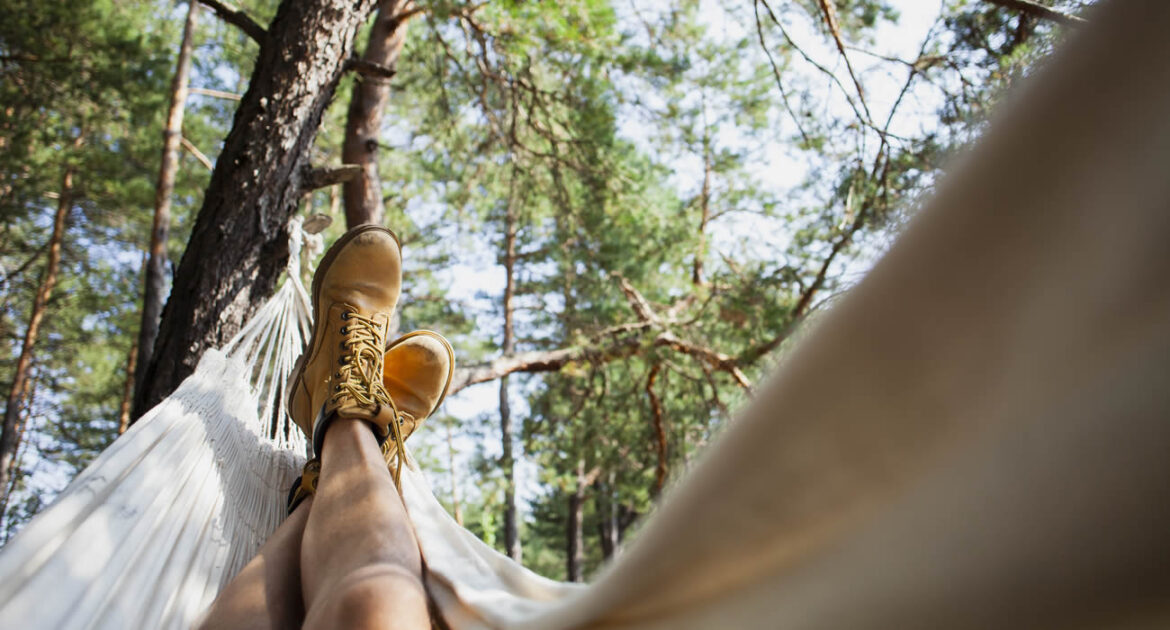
[285,225,454,513]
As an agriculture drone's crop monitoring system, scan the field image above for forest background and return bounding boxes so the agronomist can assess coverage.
[0,0,1088,581]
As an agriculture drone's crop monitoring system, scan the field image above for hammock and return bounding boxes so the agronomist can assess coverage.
[1,2,1168,627]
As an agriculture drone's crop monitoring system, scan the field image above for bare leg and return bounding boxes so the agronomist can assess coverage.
[301,418,429,630]
[195,498,310,630]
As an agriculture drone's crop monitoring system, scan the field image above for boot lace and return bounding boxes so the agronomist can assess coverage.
[333,309,408,488]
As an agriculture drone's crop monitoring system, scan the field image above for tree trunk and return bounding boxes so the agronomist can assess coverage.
[596,474,620,560]
[133,0,198,402]
[692,129,712,286]
[118,338,137,435]
[501,192,521,561]
[566,459,586,582]
[342,0,413,227]
[646,364,668,496]
[0,157,75,504]
[132,0,379,420]
[0,369,37,540]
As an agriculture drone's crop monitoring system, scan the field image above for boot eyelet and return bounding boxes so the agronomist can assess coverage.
[339,326,347,334]
[339,342,346,350]
[337,357,345,366]
[341,312,350,320]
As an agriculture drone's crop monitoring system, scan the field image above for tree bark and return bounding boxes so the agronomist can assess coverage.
[500,192,521,561]
[646,364,668,496]
[565,462,602,582]
[692,129,711,286]
[596,473,621,560]
[132,0,379,420]
[984,0,1086,25]
[342,0,413,227]
[566,459,586,582]
[134,0,198,401]
[0,156,75,503]
[0,370,36,540]
[118,339,137,435]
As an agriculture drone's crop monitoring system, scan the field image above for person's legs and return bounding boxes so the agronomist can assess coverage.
[300,418,429,630]
[195,498,311,630]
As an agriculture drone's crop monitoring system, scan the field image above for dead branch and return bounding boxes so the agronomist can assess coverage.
[616,275,662,325]
[346,58,398,79]
[815,0,872,122]
[655,331,752,391]
[300,164,362,193]
[197,0,266,43]
[984,0,1086,26]
[449,339,642,395]
[188,86,242,101]
[180,136,213,170]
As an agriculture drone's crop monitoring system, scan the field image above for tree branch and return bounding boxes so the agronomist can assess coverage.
[188,86,242,101]
[449,340,642,395]
[198,0,266,43]
[616,275,662,325]
[300,164,362,192]
[180,136,214,170]
[815,0,873,123]
[655,332,752,391]
[346,57,397,79]
[984,0,1086,26]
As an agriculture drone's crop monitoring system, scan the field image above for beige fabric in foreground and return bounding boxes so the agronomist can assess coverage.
[415,1,1170,627]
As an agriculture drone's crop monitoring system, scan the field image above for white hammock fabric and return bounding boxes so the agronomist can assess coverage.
[1,2,1168,628]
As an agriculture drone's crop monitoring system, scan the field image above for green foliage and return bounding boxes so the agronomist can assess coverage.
[0,0,256,534]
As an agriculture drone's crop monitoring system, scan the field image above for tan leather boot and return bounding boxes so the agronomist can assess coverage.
[287,225,402,456]
[285,330,454,511]
[380,330,455,485]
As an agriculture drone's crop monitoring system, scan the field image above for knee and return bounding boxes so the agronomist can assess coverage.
[309,563,429,630]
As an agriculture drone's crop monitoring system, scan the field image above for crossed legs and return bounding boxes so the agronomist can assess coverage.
[196,419,430,630]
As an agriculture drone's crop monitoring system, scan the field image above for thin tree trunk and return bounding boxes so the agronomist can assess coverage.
[133,0,198,401]
[596,472,620,560]
[0,156,76,504]
[692,132,712,286]
[501,192,521,561]
[132,0,379,420]
[566,459,586,582]
[646,364,668,496]
[342,0,413,227]
[118,339,137,435]
[0,369,37,541]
